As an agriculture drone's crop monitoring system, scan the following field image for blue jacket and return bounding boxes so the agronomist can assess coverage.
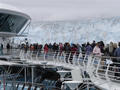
[114,47,120,57]
[86,45,92,55]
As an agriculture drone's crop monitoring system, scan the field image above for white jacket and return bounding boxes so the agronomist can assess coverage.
[93,46,101,56]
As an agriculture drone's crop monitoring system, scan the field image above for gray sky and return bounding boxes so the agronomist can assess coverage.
[0,0,120,22]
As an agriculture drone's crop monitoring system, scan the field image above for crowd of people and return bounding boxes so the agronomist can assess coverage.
[20,41,120,78]
[21,41,120,58]
[20,40,120,65]
[2,40,119,79]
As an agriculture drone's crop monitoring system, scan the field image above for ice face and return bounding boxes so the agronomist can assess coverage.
[28,17,120,44]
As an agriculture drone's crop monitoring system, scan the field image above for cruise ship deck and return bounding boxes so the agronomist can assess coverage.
[0,48,119,90]
[0,0,120,90]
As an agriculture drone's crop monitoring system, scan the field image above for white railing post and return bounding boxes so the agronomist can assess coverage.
[23,50,25,60]
[35,50,39,60]
[73,53,76,66]
[105,60,113,90]
[57,52,60,62]
[20,50,24,60]
[30,51,33,60]
[68,52,71,64]
[77,53,80,66]
[79,53,83,66]
[19,50,23,58]
[95,57,101,79]
[44,52,46,61]
[90,56,96,73]
[83,54,87,69]
[86,55,92,72]
[53,51,56,63]
[26,51,30,61]
[63,52,66,63]
[105,62,110,81]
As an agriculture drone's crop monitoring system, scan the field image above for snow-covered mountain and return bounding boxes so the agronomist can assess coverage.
[28,17,120,44]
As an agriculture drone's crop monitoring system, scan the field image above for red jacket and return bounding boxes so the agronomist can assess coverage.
[44,45,48,53]
[71,47,77,54]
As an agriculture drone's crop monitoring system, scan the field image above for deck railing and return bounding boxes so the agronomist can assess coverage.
[1,49,120,89]
[20,50,120,83]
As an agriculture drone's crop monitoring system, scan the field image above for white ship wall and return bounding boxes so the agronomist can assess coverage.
[28,17,120,44]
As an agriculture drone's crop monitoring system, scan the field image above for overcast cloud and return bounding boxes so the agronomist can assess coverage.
[0,0,120,22]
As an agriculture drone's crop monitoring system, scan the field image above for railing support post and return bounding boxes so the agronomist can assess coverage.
[31,66,34,90]
[24,67,27,83]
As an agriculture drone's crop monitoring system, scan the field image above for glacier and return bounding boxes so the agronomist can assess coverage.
[27,17,120,44]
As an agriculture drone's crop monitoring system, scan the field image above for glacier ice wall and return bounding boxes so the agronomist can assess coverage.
[28,17,120,44]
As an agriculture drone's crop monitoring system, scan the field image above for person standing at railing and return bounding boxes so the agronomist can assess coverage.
[112,43,118,64]
[93,43,101,56]
[24,42,29,53]
[53,43,59,58]
[114,42,120,60]
[104,44,109,56]
[38,44,43,55]
[64,43,71,63]
[48,43,52,52]
[99,41,105,54]
[85,42,92,55]
[114,42,120,79]
[59,43,63,55]
[53,43,59,52]
[44,44,49,59]
[70,44,77,64]
[76,43,81,58]
[91,40,96,50]
[30,44,34,52]
[109,42,114,56]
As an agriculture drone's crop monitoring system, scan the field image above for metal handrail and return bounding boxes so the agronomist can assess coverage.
[2,49,120,83]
